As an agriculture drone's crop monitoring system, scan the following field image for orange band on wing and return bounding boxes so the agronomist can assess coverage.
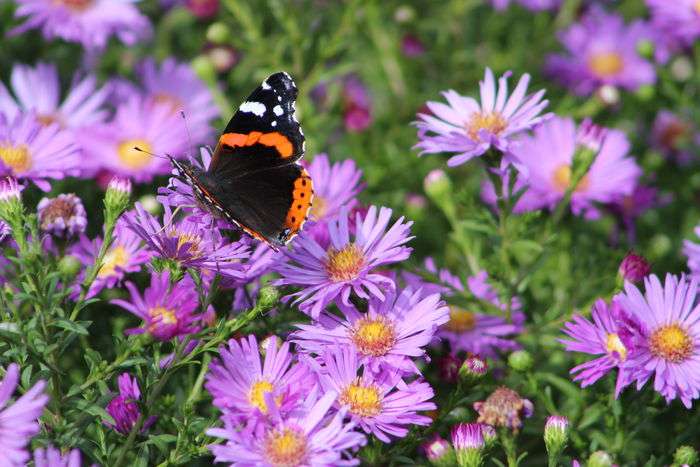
[219,131,294,158]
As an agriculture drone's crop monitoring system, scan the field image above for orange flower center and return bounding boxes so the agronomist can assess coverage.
[466,111,507,140]
[117,139,152,170]
[325,244,365,282]
[351,316,396,357]
[552,165,590,193]
[649,324,693,363]
[444,307,477,333]
[339,379,382,417]
[148,306,178,331]
[605,333,628,361]
[56,0,93,11]
[0,144,31,173]
[588,52,624,78]
[264,427,308,467]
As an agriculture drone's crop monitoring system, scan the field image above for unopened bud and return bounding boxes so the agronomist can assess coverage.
[508,350,533,372]
[618,252,651,284]
[451,423,485,467]
[105,176,132,219]
[588,450,613,467]
[673,445,698,467]
[423,435,455,467]
[459,355,488,382]
[544,415,569,456]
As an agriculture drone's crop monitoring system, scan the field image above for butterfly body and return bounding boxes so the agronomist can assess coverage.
[171,72,313,250]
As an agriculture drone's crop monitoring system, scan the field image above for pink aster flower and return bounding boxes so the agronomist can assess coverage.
[124,203,249,280]
[616,274,700,408]
[205,335,313,423]
[111,270,202,341]
[545,7,655,95]
[11,0,151,49]
[136,58,219,146]
[560,299,637,397]
[0,363,49,466]
[0,112,80,191]
[81,97,188,183]
[492,117,641,218]
[293,287,449,374]
[207,390,366,466]
[275,205,412,318]
[415,67,550,167]
[0,62,110,131]
[317,347,436,443]
[32,445,81,467]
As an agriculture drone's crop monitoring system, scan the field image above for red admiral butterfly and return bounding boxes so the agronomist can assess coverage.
[169,72,313,251]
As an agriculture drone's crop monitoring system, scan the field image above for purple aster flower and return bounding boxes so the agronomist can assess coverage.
[37,193,87,237]
[342,75,372,133]
[105,373,155,435]
[207,390,366,466]
[124,203,249,280]
[293,287,449,374]
[545,7,655,95]
[0,363,49,466]
[81,97,188,183]
[415,67,550,167]
[684,227,700,279]
[0,112,80,191]
[493,117,641,218]
[646,0,700,48]
[559,299,636,397]
[490,0,561,10]
[275,205,412,318]
[33,445,81,467]
[136,58,219,146]
[650,110,695,163]
[70,216,151,298]
[616,274,700,408]
[205,335,313,423]
[111,271,202,341]
[224,241,281,313]
[305,153,364,225]
[317,347,436,443]
[11,0,151,49]
[0,62,110,131]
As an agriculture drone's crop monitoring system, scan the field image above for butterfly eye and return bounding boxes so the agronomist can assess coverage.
[278,228,291,242]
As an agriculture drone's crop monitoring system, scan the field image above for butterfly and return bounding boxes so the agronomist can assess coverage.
[169,72,313,251]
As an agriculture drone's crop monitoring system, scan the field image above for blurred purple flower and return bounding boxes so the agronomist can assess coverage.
[293,287,449,374]
[205,335,312,423]
[545,7,655,95]
[124,203,249,280]
[11,0,151,49]
[401,34,425,57]
[37,193,87,237]
[305,153,364,225]
[343,76,372,132]
[32,445,81,467]
[618,252,651,283]
[646,0,700,48]
[137,58,220,146]
[318,347,436,442]
[616,274,700,408]
[651,110,695,163]
[684,226,700,279]
[490,0,561,10]
[207,391,366,466]
[560,299,636,397]
[415,68,550,167]
[0,112,80,191]
[275,206,412,318]
[0,363,49,466]
[81,97,188,183]
[607,184,663,244]
[185,0,219,18]
[111,271,202,341]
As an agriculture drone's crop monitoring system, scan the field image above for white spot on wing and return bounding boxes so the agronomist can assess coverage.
[261,80,271,90]
[273,105,283,116]
[239,101,266,117]
[271,121,277,127]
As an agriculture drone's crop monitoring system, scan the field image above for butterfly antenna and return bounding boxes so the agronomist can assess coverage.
[180,110,195,160]
[133,145,171,162]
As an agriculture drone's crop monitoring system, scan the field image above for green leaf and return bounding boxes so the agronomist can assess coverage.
[52,319,92,335]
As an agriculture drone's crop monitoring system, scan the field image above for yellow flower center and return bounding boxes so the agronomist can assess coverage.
[552,165,590,193]
[351,316,396,357]
[153,93,184,114]
[148,306,178,329]
[605,333,628,361]
[264,427,308,467]
[649,324,693,363]
[466,111,507,140]
[444,307,477,333]
[98,245,130,278]
[588,51,624,78]
[311,196,327,220]
[248,380,283,413]
[339,379,382,417]
[325,244,365,282]
[117,139,153,170]
[172,232,202,257]
[0,144,31,174]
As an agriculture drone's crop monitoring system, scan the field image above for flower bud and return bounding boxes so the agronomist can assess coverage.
[588,450,613,467]
[636,39,654,60]
[138,194,160,215]
[596,84,619,106]
[257,286,280,311]
[673,445,698,467]
[635,84,655,102]
[0,177,23,224]
[423,435,456,467]
[439,355,461,383]
[508,350,533,372]
[206,22,230,44]
[58,255,82,278]
[618,252,651,284]
[105,176,132,220]
[459,355,488,382]
[544,415,569,456]
[451,423,485,467]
